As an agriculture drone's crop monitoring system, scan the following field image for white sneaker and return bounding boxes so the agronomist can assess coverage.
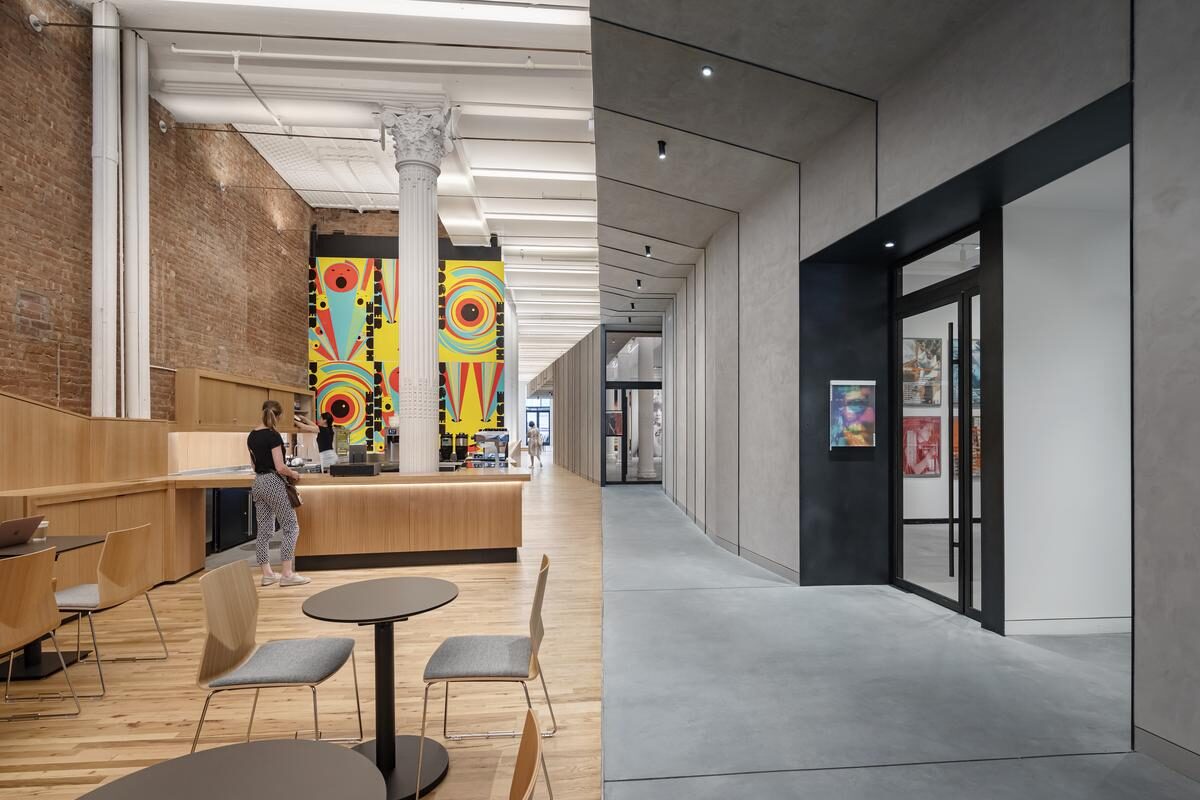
[261,574,279,586]
[279,574,311,587]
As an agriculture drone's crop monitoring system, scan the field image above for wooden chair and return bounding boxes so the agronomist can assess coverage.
[1,549,81,721]
[55,524,168,698]
[191,561,362,752]
[510,709,544,800]
[416,555,557,798]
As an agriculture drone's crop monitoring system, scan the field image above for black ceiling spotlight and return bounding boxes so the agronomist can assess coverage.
[644,245,652,257]
[657,139,667,160]
[489,233,498,248]
[627,316,632,323]
[636,279,642,290]
[630,302,636,310]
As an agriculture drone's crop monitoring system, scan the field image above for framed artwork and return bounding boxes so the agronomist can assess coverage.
[829,380,876,449]
[952,415,982,477]
[902,337,942,406]
[902,416,941,476]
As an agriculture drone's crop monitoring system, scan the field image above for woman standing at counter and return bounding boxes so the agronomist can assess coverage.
[296,411,337,471]
[248,400,309,587]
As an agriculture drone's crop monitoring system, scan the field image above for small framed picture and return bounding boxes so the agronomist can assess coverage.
[829,380,876,449]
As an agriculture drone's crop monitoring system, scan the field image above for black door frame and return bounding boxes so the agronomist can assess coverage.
[889,218,1005,634]
[602,381,663,486]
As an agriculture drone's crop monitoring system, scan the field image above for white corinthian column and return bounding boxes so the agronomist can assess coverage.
[383,106,452,473]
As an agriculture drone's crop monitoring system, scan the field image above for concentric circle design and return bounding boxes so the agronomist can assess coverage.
[440,267,503,357]
[315,361,373,440]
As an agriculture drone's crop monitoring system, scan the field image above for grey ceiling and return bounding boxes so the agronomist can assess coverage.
[590,0,994,310]
[590,0,998,99]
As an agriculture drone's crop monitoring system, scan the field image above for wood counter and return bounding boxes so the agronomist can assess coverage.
[176,468,530,569]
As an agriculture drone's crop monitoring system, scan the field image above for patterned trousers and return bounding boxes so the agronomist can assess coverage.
[250,472,300,565]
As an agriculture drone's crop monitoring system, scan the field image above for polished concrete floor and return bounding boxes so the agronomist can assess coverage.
[601,485,1200,798]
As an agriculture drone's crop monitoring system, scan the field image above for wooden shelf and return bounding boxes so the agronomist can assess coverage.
[174,368,312,433]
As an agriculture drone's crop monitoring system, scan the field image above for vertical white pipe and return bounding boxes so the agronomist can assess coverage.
[121,30,151,418]
[91,1,120,417]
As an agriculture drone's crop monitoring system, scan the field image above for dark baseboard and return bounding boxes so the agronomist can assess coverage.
[1135,727,1200,783]
[297,547,518,570]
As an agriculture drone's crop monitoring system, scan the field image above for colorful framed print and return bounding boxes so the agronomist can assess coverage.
[829,380,876,449]
[902,337,942,406]
[902,416,941,476]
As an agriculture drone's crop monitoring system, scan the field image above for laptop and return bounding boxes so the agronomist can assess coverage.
[0,516,45,548]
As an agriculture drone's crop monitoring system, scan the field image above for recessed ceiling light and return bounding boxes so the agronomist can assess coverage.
[884,241,896,249]
[700,65,713,77]
[657,140,667,160]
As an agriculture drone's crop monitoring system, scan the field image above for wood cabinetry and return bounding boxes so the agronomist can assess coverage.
[174,368,312,433]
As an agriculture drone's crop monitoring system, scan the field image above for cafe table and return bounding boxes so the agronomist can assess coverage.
[0,536,104,680]
[303,576,458,800]
[79,738,384,800]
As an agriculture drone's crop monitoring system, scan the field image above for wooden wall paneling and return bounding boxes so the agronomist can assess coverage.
[114,489,167,586]
[87,419,169,481]
[34,501,81,539]
[165,487,206,581]
[0,392,88,490]
[173,368,201,427]
[167,432,251,473]
[51,541,104,590]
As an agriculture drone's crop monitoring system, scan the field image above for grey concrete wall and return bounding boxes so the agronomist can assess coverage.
[738,171,802,578]
[704,218,739,548]
[877,0,1129,215]
[694,252,706,526]
[539,327,602,483]
[800,107,877,259]
[1133,0,1200,766]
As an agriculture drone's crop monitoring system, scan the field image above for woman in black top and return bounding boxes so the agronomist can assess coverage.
[248,400,308,587]
[297,411,337,471]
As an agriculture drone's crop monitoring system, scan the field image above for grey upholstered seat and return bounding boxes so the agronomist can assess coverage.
[55,583,101,610]
[211,637,355,688]
[424,634,532,681]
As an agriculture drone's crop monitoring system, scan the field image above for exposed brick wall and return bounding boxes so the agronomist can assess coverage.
[0,0,92,413]
[313,207,448,239]
[149,105,313,419]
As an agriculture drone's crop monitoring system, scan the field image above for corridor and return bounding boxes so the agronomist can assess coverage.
[601,486,1200,799]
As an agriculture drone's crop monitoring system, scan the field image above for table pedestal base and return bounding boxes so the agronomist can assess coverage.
[354,736,448,800]
[2,647,90,681]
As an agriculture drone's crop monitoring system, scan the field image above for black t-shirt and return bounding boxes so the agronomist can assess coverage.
[247,428,284,474]
[316,424,334,453]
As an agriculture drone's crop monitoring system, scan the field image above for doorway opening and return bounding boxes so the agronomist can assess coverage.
[603,331,663,485]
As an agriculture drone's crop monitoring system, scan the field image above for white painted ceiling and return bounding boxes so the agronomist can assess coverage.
[113,0,598,381]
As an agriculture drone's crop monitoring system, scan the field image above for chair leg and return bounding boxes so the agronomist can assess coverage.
[246,689,260,742]
[537,669,559,738]
[310,686,320,742]
[192,690,218,753]
[0,633,82,721]
[73,612,106,699]
[522,682,555,800]
[416,682,432,799]
[443,680,526,741]
[351,650,364,742]
[97,594,169,664]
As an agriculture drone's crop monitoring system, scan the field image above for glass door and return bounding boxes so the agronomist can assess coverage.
[896,283,982,616]
[603,386,665,484]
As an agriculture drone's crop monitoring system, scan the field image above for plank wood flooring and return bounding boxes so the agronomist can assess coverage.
[0,460,601,800]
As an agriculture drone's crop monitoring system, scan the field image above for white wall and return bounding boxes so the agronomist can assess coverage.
[1003,148,1131,633]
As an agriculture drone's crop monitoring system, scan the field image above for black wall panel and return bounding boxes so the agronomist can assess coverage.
[798,262,891,585]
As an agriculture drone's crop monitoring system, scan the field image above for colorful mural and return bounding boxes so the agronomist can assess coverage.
[309,257,505,451]
[438,260,505,436]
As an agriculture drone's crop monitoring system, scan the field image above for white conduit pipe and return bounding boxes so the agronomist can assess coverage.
[169,44,590,71]
[91,1,120,417]
[121,31,151,418]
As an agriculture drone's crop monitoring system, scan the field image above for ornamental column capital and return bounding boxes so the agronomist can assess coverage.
[382,106,454,171]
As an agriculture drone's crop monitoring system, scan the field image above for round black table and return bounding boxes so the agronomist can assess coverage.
[80,739,384,799]
[303,577,458,800]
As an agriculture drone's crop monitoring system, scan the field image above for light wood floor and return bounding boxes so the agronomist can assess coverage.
[0,459,601,800]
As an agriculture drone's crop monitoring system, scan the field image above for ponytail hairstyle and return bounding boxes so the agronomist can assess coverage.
[261,399,283,431]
